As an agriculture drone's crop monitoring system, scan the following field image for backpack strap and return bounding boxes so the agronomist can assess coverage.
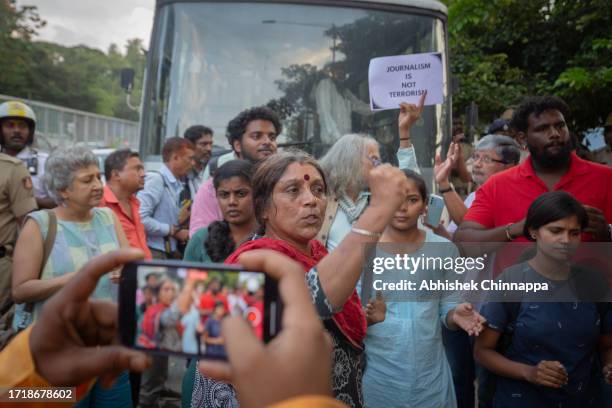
[40,210,57,275]
[148,170,182,256]
[315,196,339,246]
[23,210,57,315]
[149,170,181,206]
[149,170,168,191]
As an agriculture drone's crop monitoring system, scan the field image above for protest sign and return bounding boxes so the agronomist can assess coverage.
[369,52,444,111]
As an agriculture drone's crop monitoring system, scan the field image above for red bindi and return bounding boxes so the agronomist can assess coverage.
[304,174,310,181]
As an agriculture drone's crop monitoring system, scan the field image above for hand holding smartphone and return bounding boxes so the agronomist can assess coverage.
[118,260,280,360]
[425,194,445,227]
[28,248,333,407]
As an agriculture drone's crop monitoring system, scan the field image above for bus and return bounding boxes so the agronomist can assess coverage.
[138,0,450,170]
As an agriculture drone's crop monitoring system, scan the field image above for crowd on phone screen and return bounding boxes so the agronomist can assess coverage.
[136,272,264,353]
[0,95,611,408]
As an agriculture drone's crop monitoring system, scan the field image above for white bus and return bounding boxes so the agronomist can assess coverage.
[139,0,450,167]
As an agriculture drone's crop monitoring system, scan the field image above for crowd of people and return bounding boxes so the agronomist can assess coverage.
[0,94,610,408]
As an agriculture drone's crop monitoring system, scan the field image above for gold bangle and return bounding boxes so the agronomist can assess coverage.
[351,227,382,238]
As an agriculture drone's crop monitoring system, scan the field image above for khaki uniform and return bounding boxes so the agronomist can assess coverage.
[0,153,37,314]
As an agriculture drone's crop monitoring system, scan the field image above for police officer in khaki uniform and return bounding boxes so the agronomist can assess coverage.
[0,152,37,315]
[0,101,55,209]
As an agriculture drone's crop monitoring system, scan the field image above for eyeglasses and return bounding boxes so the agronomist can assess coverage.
[471,154,507,165]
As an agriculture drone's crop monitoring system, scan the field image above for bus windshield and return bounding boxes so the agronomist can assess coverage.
[141,1,448,166]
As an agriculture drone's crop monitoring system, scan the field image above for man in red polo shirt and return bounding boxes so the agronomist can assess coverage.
[100,149,153,259]
[455,95,612,244]
[199,277,229,318]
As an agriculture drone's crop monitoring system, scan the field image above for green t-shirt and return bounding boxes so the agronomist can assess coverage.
[183,227,213,263]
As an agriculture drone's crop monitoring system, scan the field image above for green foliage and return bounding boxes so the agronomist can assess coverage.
[2,2,610,132]
[0,3,145,121]
[443,0,612,132]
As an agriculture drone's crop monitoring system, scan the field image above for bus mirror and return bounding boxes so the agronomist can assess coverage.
[120,68,135,93]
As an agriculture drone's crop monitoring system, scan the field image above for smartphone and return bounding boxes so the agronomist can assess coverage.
[426,194,445,227]
[118,260,280,360]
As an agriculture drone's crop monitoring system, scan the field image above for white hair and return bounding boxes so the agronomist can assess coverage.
[43,147,99,204]
[319,133,378,197]
[475,134,521,165]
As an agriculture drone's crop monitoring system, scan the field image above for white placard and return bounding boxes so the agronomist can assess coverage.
[368,52,444,111]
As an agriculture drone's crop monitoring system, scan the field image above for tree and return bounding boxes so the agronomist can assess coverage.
[444,0,612,132]
[0,2,46,98]
[0,4,146,121]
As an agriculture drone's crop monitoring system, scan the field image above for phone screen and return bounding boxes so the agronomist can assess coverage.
[119,261,278,360]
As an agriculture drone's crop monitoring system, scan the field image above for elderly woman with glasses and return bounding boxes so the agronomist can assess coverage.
[12,146,131,407]
[435,134,521,236]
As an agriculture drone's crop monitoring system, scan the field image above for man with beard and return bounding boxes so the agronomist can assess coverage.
[189,106,280,236]
[0,101,55,209]
[454,96,612,243]
[184,125,213,198]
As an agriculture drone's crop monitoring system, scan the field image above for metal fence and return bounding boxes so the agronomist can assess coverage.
[0,94,139,153]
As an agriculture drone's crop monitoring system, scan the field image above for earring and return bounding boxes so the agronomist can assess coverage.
[531,234,536,240]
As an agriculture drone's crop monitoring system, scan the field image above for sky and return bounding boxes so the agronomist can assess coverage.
[19,0,155,53]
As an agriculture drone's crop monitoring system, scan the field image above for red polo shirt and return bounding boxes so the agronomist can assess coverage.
[199,291,229,313]
[99,185,152,259]
[464,153,612,242]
